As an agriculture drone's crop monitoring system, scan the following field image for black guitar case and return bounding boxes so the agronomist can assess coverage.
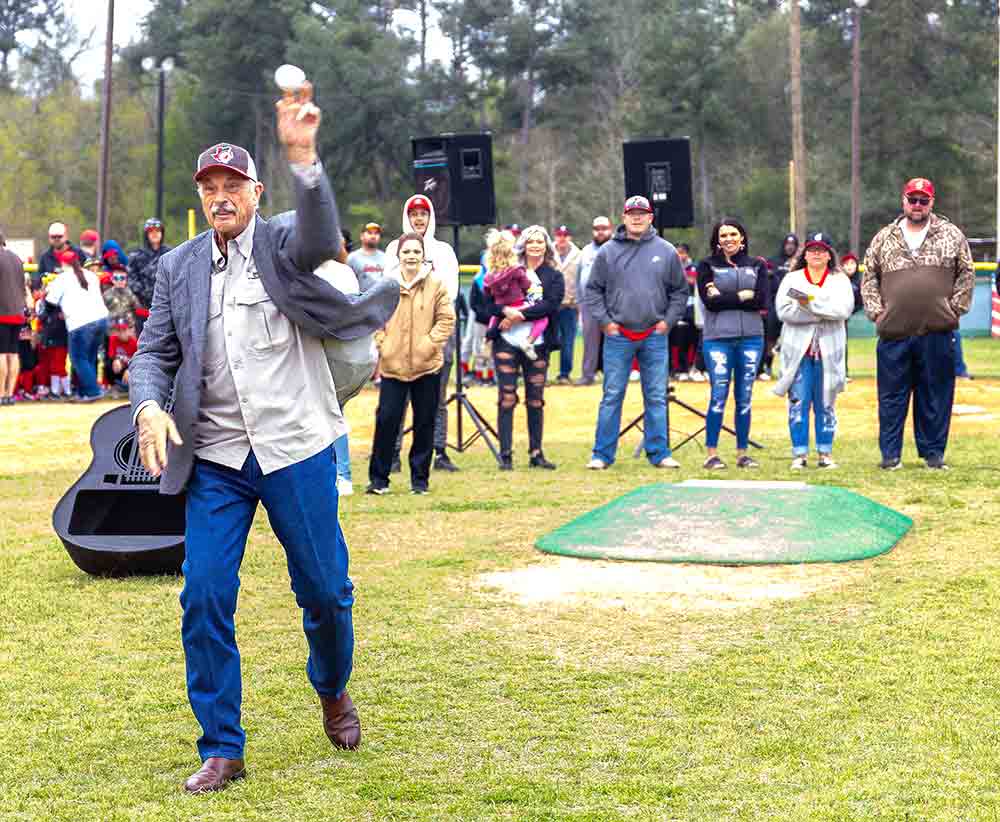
[52,404,186,576]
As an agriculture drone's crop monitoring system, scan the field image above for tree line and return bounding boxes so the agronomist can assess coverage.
[1,0,996,262]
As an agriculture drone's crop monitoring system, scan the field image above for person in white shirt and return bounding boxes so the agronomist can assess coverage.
[43,250,108,401]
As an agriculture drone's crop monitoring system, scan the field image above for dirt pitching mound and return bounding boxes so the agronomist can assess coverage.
[477,556,861,614]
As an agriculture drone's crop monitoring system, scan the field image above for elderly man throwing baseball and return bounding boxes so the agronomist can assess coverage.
[130,83,398,793]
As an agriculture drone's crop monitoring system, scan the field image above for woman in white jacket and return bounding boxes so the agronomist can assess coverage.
[773,233,855,469]
[43,249,109,401]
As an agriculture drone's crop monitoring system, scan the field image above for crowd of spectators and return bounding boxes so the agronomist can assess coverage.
[0,219,169,404]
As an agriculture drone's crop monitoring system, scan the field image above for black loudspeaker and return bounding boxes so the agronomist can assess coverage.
[623,138,694,229]
[412,133,496,226]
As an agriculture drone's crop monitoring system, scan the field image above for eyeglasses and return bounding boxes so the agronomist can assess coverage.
[906,196,931,206]
[49,235,64,240]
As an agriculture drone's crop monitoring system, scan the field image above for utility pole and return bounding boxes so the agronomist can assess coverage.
[789,0,807,234]
[96,0,114,241]
[850,1,868,254]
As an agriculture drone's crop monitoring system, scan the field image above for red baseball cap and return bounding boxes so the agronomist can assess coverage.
[554,225,571,237]
[194,143,258,182]
[407,196,432,213]
[623,195,653,214]
[903,178,935,198]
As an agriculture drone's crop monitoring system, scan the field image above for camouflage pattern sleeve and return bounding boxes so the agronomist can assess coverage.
[860,229,886,320]
[950,233,975,316]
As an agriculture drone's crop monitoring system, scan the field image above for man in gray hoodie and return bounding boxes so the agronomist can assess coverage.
[583,196,688,469]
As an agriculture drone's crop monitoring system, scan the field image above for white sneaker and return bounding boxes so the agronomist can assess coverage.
[336,478,354,496]
[586,457,608,470]
[758,372,772,382]
[790,456,807,470]
[690,369,706,382]
[817,456,838,469]
[629,370,640,382]
[656,456,681,469]
[677,372,690,382]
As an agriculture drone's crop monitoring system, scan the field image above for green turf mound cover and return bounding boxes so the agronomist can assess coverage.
[536,481,912,564]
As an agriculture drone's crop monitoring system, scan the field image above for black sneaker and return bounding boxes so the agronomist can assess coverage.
[880,457,902,471]
[365,484,390,495]
[925,455,950,470]
[736,455,759,469]
[390,457,401,474]
[703,455,727,470]
[529,452,557,470]
[411,486,429,495]
[555,375,571,386]
[498,454,514,471]
[433,451,460,472]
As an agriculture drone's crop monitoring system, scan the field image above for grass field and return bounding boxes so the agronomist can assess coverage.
[2,338,1000,821]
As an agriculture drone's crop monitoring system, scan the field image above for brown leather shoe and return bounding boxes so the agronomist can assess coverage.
[183,757,246,794]
[320,690,361,749]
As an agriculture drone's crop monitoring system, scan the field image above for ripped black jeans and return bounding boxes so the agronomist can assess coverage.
[492,336,550,456]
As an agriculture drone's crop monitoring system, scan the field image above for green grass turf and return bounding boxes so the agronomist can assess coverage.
[2,338,1000,820]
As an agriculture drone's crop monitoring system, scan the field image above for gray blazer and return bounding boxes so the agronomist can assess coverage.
[129,169,399,495]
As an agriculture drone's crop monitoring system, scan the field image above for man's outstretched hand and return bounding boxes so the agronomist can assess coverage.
[137,405,183,478]
[276,80,320,166]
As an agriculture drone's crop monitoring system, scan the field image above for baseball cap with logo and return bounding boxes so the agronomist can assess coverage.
[554,225,571,237]
[903,178,935,198]
[407,196,432,213]
[803,232,835,253]
[194,143,258,182]
[623,195,653,214]
[363,222,382,233]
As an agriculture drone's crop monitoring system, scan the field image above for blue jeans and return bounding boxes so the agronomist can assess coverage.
[788,356,836,456]
[333,434,351,481]
[182,446,354,761]
[68,318,107,398]
[702,336,763,450]
[877,331,955,461]
[592,331,669,465]
[556,307,578,378]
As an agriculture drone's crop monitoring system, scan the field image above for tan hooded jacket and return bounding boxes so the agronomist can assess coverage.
[376,262,456,381]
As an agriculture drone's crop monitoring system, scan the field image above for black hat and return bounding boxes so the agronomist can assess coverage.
[803,232,835,254]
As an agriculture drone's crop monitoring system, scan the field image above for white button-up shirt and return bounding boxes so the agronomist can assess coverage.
[191,215,347,474]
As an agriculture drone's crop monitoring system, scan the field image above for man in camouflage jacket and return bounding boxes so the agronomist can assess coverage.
[862,177,974,470]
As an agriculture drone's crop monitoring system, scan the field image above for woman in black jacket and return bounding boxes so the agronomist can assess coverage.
[696,219,769,470]
[488,225,564,470]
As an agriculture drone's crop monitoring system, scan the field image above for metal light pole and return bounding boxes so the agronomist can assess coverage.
[96,0,114,241]
[996,0,1000,265]
[850,0,868,255]
[141,56,175,221]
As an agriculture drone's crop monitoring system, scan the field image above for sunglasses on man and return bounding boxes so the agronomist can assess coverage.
[906,196,931,206]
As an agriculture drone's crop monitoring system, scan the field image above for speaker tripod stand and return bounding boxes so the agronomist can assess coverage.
[619,385,764,456]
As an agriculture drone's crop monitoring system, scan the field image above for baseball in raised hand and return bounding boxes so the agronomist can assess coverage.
[276,77,320,166]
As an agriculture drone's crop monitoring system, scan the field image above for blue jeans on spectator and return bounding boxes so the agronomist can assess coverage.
[591,331,669,465]
[787,356,836,456]
[556,307,578,378]
[953,330,969,377]
[67,317,107,398]
[703,336,763,450]
[333,434,351,482]
[877,331,955,461]
[182,446,353,761]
